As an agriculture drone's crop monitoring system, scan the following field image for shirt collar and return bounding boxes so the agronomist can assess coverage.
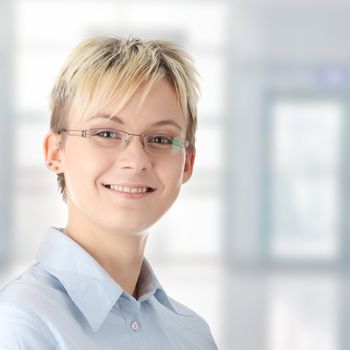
[137,259,179,314]
[36,227,181,332]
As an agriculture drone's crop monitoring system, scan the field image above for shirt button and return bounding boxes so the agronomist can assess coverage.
[130,320,140,331]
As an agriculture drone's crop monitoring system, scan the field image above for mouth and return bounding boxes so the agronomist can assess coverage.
[103,184,156,194]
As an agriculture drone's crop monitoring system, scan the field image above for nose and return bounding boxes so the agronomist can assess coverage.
[116,135,152,172]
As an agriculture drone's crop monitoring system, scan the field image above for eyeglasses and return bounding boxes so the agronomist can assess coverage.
[58,128,190,155]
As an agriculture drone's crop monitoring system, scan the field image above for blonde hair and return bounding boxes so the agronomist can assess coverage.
[49,35,200,201]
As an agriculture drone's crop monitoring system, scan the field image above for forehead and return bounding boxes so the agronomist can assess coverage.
[68,78,187,128]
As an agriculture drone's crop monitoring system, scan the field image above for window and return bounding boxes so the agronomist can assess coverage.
[268,99,343,260]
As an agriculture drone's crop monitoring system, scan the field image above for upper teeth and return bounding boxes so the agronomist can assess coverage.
[108,185,149,193]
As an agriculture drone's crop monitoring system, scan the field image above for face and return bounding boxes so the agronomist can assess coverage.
[44,79,195,237]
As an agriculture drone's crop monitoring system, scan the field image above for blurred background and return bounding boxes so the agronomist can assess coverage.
[1,0,350,349]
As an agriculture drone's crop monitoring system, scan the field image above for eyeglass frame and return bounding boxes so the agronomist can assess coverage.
[57,128,190,154]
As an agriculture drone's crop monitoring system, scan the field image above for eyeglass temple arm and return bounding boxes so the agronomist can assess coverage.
[59,129,88,138]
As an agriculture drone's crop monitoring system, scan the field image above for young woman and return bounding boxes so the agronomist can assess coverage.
[0,36,218,349]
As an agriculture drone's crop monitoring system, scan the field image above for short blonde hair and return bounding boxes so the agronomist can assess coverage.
[48,35,200,201]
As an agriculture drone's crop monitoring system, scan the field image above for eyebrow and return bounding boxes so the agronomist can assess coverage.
[88,114,183,131]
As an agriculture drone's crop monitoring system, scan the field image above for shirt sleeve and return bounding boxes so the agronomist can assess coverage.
[0,304,56,350]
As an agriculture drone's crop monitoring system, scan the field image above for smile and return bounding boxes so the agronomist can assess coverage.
[104,184,155,193]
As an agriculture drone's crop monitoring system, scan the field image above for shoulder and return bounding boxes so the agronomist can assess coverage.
[167,295,208,323]
[166,296,218,348]
[0,264,62,349]
[0,302,56,349]
[0,263,64,310]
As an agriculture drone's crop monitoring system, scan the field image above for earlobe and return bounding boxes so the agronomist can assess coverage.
[182,150,195,184]
[43,132,64,174]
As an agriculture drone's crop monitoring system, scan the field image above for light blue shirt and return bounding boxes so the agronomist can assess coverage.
[0,227,218,349]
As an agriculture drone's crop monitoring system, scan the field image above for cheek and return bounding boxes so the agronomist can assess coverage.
[161,156,186,189]
[63,148,106,195]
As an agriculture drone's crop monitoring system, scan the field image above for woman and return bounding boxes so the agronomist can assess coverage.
[0,36,218,349]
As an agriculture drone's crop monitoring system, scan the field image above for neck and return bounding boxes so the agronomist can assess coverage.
[64,218,148,298]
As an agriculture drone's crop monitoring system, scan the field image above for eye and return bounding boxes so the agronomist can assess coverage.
[148,135,173,145]
[92,129,121,139]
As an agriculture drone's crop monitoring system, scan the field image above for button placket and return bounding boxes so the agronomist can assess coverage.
[119,294,143,333]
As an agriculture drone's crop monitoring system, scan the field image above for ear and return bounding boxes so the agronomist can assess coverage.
[43,132,64,174]
[182,150,195,184]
